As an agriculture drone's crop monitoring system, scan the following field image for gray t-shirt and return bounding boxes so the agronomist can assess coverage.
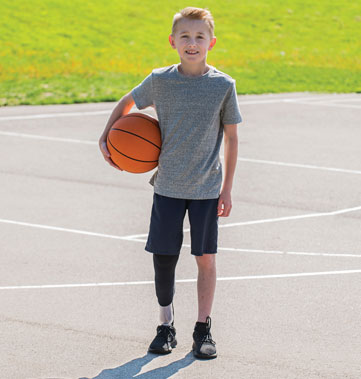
[131,64,242,200]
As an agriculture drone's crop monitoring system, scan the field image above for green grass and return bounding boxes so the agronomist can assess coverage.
[0,0,360,106]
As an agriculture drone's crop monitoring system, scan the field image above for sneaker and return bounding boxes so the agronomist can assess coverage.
[148,324,177,354]
[192,316,217,359]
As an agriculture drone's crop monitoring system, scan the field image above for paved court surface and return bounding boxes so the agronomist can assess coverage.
[0,93,360,379]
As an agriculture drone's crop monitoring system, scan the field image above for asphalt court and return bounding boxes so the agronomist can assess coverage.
[1,93,361,378]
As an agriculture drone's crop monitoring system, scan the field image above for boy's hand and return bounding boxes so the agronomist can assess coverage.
[99,140,123,171]
[218,189,232,217]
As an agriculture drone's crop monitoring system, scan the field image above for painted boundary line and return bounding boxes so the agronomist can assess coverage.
[0,110,111,121]
[1,131,360,176]
[0,95,359,121]
[237,157,361,175]
[215,204,361,229]
[0,131,97,145]
[284,99,361,110]
[1,203,361,259]
[1,204,360,240]
[281,95,358,102]
[125,204,361,238]
[2,217,359,260]
[2,130,361,176]
[101,238,361,259]
[185,244,361,258]
[0,218,137,242]
[324,98,361,103]
[1,269,361,290]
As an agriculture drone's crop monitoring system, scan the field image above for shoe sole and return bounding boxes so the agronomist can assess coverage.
[192,350,217,359]
[148,340,177,355]
[192,343,217,359]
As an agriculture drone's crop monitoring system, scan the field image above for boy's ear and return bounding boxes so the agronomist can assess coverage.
[169,34,176,49]
[208,37,217,51]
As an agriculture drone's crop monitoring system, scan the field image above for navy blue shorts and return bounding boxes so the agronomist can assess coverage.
[145,193,219,256]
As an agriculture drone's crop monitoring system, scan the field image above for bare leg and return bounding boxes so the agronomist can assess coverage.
[195,254,216,322]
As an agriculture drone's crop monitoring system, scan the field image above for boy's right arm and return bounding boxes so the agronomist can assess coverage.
[99,92,135,169]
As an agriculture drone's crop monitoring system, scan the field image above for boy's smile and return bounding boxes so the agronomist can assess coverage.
[169,18,216,76]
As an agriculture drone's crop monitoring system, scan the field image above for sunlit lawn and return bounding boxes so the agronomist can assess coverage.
[0,0,360,105]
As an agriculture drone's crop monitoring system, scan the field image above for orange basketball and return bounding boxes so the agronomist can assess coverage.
[107,113,161,173]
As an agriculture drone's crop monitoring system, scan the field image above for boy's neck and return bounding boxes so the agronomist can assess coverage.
[177,61,210,77]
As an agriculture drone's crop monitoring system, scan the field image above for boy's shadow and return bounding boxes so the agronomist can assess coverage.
[80,351,195,379]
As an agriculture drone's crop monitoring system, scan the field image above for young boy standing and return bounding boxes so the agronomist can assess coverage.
[99,7,242,359]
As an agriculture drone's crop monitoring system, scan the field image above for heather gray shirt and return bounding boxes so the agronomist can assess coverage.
[131,64,242,200]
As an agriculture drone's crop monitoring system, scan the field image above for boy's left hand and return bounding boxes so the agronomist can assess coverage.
[218,189,232,217]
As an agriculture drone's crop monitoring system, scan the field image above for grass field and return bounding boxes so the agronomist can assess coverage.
[0,0,360,106]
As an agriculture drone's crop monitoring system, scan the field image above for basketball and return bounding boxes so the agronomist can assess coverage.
[107,113,161,173]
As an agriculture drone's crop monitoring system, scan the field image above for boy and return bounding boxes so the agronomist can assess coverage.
[99,7,242,359]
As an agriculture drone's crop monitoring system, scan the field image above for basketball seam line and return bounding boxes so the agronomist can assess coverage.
[122,114,159,130]
[123,113,158,126]
[111,128,161,150]
[107,138,159,163]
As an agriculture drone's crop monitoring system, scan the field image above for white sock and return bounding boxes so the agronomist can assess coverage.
[159,304,173,325]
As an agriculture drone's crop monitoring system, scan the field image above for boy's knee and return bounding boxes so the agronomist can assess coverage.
[195,254,216,270]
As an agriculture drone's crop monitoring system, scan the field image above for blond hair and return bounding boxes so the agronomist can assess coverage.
[172,7,215,37]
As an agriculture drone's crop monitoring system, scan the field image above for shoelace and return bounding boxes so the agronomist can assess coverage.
[158,325,173,338]
[198,317,215,344]
[201,331,215,344]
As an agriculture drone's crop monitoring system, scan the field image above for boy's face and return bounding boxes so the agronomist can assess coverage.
[169,18,216,66]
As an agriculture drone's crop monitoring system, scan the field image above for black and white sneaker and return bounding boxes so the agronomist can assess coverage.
[192,316,217,359]
[148,324,177,354]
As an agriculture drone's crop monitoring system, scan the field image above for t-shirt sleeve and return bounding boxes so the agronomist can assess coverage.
[131,72,154,109]
[221,81,242,125]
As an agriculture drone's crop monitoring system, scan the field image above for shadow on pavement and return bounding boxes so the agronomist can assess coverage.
[80,351,195,379]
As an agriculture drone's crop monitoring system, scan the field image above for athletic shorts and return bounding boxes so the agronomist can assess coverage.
[145,193,219,256]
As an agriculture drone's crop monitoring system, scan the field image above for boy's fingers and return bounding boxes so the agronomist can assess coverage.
[100,140,110,157]
[106,157,118,168]
[99,141,123,171]
[107,157,123,170]
[217,199,224,216]
[223,203,232,217]
[218,199,232,217]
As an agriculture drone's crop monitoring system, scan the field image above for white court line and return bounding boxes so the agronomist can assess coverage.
[0,218,138,241]
[4,218,358,259]
[1,269,361,290]
[0,131,97,145]
[0,110,111,121]
[284,100,361,110]
[0,99,290,121]
[311,98,361,104]
[217,205,361,229]
[125,204,361,239]
[283,95,359,103]
[2,203,359,250]
[182,244,361,258]
[2,131,360,176]
[100,238,361,259]
[238,96,348,105]
[236,157,361,175]
[237,96,355,105]
[239,98,290,105]
[0,95,359,122]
